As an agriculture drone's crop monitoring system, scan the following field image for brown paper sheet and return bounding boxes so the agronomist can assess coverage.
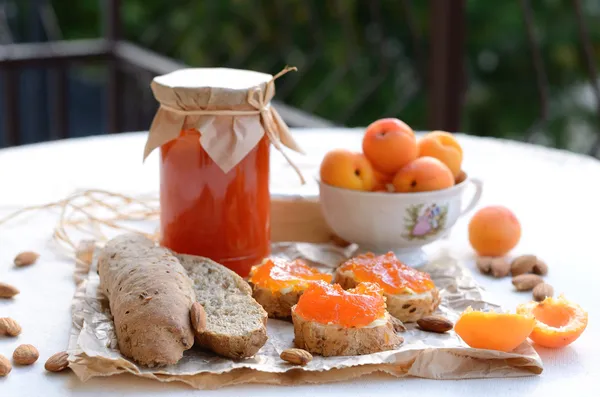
[66,243,542,389]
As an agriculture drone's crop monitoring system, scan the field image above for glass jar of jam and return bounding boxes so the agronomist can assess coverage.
[144,67,302,277]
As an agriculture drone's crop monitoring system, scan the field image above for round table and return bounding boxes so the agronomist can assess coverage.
[0,129,598,396]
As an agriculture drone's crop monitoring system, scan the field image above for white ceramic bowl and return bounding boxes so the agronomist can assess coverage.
[318,175,483,267]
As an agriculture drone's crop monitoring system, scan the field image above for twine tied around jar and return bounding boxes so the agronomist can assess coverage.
[145,66,306,184]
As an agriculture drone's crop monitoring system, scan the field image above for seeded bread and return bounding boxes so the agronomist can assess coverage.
[334,271,441,322]
[292,309,403,356]
[98,234,195,367]
[251,285,302,319]
[177,254,268,359]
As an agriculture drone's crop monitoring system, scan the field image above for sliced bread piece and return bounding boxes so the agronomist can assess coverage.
[177,254,268,359]
[292,309,403,356]
[252,286,302,319]
[334,270,440,322]
[249,258,333,319]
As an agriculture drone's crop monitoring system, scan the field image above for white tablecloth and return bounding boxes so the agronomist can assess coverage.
[0,129,598,396]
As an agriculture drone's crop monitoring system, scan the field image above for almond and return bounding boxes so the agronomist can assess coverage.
[510,255,548,276]
[476,257,509,278]
[190,302,207,334]
[490,258,510,278]
[0,354,11,376]
[280,348,312,366]
[475,256,493,274]
[532,259,548,276]
[14,251,39,267]
[0,317,22,336]
[0,282,19,299]
[417,315,454,333]
[45,351,69,372]
[512,274,544,291]
[13,344,39,365]
[533,283,554,302]
[390,316,407,332]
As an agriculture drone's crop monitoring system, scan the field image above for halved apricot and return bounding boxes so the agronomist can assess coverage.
[517,295,588,348]
[454,307,536,352]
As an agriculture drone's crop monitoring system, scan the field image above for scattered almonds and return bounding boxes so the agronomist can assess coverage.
[512,274,544,291]
[417,315,454,333]
[45,351,69,372]
[280,348,313,366]
[190,302,207,334]
[533,283,554,302]
[0,354,11,376]
[0,317,22,336]
[532,259,548,276]
[390,316,407,332]
[511,255,548,276]
[14,251,39,267]
[0,282,19,299]
[13,344,39,365]
[476,257,510,278]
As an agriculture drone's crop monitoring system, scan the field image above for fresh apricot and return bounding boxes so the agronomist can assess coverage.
[455,170,467,185]
[392,157,454,193]
[417,131,463,178]
[454,307,536,352]
[372,169,394,192]
[517,295,588,348]
[468,206,521,256]
[320,149,375,191]
[362,118,418,174]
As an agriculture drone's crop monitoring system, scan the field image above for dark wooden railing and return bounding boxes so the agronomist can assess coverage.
[1,0,599,154]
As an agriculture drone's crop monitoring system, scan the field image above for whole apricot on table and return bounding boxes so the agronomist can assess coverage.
[455,307,536,352]
[392,157,454,193]
[320,149,375,191]
[362,118,418,174]
[468,206,521,256]
[517,295,588,348]
[417,131,463,178]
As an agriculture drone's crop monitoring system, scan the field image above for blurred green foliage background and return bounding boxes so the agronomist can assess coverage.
[46,0,600,152]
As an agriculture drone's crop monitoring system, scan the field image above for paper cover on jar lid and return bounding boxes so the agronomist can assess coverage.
[144,66,305,182]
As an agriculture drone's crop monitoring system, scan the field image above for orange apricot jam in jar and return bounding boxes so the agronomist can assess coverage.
[249,258,332,293]
[145,67,302,277]
[294,281,386,328]
[160,129,270,277]
[337,252,435,294]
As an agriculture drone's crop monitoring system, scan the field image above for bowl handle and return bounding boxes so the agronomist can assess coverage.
[460,178,483,217]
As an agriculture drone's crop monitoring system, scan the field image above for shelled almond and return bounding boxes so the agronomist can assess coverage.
[14,251,39,267]
[475,257,510,278]
[512,274,544,291]
[45,351,69,372]
[13,344,39,365]
[0,317,22,336]
[0,282,19,299]
[533,283,554,301]
[280,348,312,366]
[0,354,11,376]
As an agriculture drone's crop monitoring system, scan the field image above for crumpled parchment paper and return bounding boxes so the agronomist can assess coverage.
[67,242,542,389]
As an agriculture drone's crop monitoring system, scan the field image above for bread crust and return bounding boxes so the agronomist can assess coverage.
[333,270,441,322]
[98,234,195,367]
[177,254,268,359]
[251,285,302,319]
[292,309,403,356]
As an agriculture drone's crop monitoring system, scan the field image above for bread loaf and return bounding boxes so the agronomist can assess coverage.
[98,234,196,367]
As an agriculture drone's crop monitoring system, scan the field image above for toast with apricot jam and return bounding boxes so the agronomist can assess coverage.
[333,252,440,322]
[291,281,403,356]
[248,258,332,319]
